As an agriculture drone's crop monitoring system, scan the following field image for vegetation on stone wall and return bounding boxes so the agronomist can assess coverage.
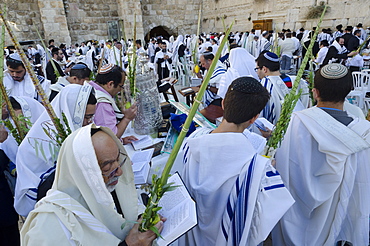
[305,1,329,19]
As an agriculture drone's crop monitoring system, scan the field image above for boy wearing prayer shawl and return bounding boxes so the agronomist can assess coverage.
[21,125,164,245]
[273,64,370,245]
[179,77,294,246]
[255,52,309,124]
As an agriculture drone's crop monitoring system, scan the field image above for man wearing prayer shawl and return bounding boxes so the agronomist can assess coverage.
[21,125,164,245]
[195,52,226,123]
[14,84,97,217]
[179,77,294,246]
[218,47,259,99]
[255,52,308,124]
[273,64,370,245]
[4,53,51,102]
[89,64,138,144]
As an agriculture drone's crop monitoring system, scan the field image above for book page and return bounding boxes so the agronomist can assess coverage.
[131,148,154,165]
[156,173,197,246]
[131,135,153,150]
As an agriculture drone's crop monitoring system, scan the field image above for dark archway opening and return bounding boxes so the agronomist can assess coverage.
[145,26,173,43]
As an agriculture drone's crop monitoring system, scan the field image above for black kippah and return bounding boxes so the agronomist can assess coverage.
[230,76,265,94]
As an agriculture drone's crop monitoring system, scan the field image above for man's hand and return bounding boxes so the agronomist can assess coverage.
[122,103,138,121]
[348,51,359,57]
[0,125,8,143]
[124,220,164,246]
[122,135,138,145]
[258,127,272,139]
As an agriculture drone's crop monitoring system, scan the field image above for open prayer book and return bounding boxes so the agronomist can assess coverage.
[131,135,153,150]
[131,148,154,184]
[156,172,197,246]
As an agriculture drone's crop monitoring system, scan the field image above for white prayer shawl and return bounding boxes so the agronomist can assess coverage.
[331,40,348,54]
[346,54,364,67]
[0,97,45,163]
[179,130,293,246]
[49,76,71,94]
[343,101,365,119]
[246,33,256,55]
[218,35,229,57]
[216,157,294,246]
[21,125,139,245]
[218,47,259,98]
[171,35,184,63]
[14,84,94,217]
[240,33,248,49]
[85,48,95,71]
[3,71,51,102]
[273,107,370,245]
[203,61,226,107]
[260,76,290,125]
[315,46,329,65]
[287,75,310,109]
[257,36,271,55]
[109,46,124,67]
[154,50,173,74]
[95,90,124,119]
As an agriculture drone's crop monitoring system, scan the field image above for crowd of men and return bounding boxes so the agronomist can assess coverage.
[1,21,370,246]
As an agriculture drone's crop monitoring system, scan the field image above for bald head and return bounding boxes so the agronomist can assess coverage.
[91,131,119,169]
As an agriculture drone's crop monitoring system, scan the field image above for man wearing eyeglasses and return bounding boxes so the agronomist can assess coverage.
[49,63,92,101]
[90,64,138,144]
[46,47,66,84]
[21,125,164,245]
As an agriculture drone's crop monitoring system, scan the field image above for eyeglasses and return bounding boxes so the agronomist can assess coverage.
[102,151,127,179]
[254,67,262,72]
[84,114,95,124]
[119,84,125,89]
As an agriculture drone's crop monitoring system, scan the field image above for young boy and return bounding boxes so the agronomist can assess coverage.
[179,76,294,245]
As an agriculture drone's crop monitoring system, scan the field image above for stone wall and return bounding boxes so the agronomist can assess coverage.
[201,0,370,32]
[37,0,71,44]
[3,0,370,46]
[66,0,121,43]
[3,0,44,45]
[140,0,200,38]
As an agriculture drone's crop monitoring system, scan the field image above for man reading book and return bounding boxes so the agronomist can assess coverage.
[179,77,294,245]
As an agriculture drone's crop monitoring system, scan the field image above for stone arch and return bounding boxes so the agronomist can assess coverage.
[144,25,175,43]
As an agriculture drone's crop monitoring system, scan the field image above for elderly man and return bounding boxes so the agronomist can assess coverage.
[21,125,163,245]
[4,53,50,102]
[273,64,370,245]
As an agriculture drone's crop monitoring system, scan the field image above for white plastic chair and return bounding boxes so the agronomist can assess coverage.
[347,72,366,108]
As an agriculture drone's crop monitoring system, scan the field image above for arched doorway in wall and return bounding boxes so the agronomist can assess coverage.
[145,26,173,43]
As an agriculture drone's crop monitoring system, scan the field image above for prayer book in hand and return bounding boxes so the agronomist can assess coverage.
[155,172,197,246]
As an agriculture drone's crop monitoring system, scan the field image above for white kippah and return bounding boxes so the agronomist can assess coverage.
[320,63,348,79]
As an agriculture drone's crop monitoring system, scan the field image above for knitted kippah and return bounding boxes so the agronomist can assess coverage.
[230,76,265,94]
[99,64,115,74]
[320,63,348,79]
[263,52,279,62]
